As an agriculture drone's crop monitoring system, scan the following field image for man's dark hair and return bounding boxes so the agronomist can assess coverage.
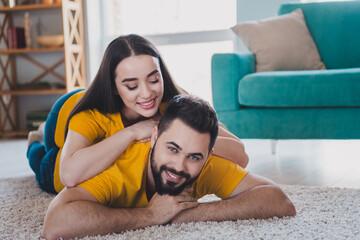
[157,95,219,152]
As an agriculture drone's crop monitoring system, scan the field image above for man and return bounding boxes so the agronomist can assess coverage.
[42,95,295,239]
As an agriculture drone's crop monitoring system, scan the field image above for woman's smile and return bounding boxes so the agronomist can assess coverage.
[137,97,157,110]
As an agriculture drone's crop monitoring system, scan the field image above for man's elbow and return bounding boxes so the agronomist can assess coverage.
[275,187,296,217]
[42,226,58,240]
[282,197,296,217]
[42,206,63,240]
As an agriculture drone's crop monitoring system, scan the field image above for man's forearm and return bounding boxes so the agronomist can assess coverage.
[43,187,200,240]
[172,185,296,223]
[43,200,156,240]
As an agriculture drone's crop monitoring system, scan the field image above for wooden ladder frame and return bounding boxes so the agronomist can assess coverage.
[0,7,17,136]
[62,0,86,91]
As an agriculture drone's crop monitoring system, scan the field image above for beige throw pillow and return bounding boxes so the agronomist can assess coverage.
[231,9,326,72]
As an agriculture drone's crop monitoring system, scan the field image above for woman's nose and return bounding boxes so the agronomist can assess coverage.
[140,84,152,99]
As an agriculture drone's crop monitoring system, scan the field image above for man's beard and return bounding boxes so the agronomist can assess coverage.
[150,142,200,196]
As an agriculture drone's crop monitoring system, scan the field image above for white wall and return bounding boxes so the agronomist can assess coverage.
[83,0,105,85]
[10,0,302,130]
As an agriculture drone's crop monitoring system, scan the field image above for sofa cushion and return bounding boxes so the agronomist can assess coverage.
[238,68,360,107]
[279,1,360,69]
[231,9,326,72]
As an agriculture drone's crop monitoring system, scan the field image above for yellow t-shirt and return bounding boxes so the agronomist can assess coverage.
[53,90,249,203]
[53,90,168,193]
[78,141,248,208]
[53,90,85,193]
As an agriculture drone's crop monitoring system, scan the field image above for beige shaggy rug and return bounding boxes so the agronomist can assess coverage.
[1,176,360,240]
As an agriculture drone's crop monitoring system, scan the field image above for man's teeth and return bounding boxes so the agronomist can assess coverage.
[168,171,180,179]
[139,99,154,106]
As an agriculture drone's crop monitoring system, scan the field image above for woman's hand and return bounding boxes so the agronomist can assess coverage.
[130,117,160,143]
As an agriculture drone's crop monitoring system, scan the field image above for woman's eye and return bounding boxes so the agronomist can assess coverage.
[150,76,159,84]
[150,79,159,84]
[127,85,138,90]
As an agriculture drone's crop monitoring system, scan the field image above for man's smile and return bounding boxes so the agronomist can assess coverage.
[164,169,184,183]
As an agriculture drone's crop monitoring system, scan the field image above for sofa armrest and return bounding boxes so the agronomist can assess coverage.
[211,53,255,112]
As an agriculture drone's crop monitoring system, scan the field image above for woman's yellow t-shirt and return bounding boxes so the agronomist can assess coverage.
[53,90,168,193]
[53,90,86,193]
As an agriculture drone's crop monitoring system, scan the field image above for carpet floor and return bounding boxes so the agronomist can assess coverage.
[1,176,359,240]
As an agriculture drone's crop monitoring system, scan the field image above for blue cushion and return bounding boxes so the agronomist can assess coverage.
[238,68,360,107]
[279,1,360,69]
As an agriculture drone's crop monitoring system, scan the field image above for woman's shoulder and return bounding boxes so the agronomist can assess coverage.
[58,90,85,115]
[69,109,123,139]
[74,108,121,123]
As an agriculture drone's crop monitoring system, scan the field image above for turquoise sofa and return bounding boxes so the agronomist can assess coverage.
[211,1,360,139]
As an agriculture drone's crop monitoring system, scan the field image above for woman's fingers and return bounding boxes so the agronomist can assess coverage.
[140,137,151,143]
[177,194,197,203]
[175,189,198,203]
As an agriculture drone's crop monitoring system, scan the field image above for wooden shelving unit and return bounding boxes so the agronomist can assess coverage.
[0,0,86,137]
[0,46,64,54]
[0,3,62,12]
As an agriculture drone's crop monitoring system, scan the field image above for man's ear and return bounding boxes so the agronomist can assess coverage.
[209,148,214,156]
[205,148,214,162]
[151,126,158,148]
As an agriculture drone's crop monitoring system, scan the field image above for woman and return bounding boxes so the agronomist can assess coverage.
[27,34,248,194]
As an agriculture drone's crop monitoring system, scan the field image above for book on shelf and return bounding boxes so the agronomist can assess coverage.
[7,27,26,49]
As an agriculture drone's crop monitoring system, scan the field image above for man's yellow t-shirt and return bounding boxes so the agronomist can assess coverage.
[78,140,248,207]
[53,90,249,205]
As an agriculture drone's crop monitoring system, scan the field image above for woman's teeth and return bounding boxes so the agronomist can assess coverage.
[139,99,155,106]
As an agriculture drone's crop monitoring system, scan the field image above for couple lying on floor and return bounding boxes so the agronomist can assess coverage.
[27,34,295,239]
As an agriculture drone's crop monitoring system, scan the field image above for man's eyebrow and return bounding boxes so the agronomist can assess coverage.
[121,70,158,83]
[166,141,182,151]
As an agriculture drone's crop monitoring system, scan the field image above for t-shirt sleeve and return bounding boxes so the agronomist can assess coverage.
[78,173,113,205]
[68,110,106,143]
[191,155,249,200]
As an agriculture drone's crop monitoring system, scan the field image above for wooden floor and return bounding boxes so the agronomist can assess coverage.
[244,139,360,189]
[1,138,359,189]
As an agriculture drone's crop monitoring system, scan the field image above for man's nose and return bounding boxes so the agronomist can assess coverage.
[172,155,187,173]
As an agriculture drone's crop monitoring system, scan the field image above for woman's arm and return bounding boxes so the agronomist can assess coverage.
[60,119,157,188]
[212,126,249,168]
